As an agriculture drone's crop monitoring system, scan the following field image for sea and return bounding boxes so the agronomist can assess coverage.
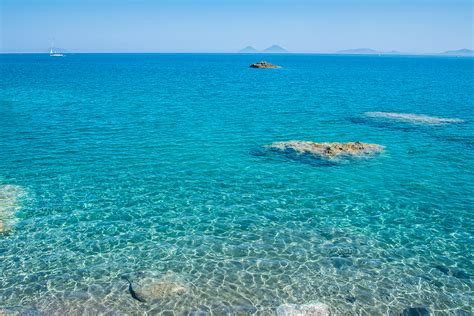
[0,53,473,315]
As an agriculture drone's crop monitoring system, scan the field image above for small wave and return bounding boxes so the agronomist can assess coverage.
[0,184,28,233]
[364,112,465,124]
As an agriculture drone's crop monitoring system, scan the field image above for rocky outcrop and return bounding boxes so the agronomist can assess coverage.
[129,272,187,302]
[364,112,464,124]
[250,61,281,68]
[277,303,330,316]
[266,141,384,160]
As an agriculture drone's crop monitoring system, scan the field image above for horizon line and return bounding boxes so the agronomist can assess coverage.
[1,51,473,56]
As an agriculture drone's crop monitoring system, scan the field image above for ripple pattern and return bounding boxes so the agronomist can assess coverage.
[0,54,473,314]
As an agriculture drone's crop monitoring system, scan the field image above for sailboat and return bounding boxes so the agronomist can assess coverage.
[49,40,64,57]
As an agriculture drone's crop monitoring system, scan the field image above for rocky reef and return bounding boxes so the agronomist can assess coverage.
[277,303,330,316]
[266,141,384,160]
[250,61,281,68]
[364,112,464,124]
[127,272,188,302]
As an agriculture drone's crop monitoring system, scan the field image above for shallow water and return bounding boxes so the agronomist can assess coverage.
[0,54,473,315]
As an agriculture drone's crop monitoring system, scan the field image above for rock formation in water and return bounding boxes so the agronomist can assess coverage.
[277,303,330,316]
[250,61,281,69]
[266,141,384,160]
[129,272,187,302]
[364,112,464,124]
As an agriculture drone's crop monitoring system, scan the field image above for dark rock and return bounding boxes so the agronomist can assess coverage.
[435,265,470,280]
[250,61,281,68]
[345,296,356,303]
[400,307,430,316]
[127,272,188,302]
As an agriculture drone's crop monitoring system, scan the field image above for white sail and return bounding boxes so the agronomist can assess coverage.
[49,41,64,57]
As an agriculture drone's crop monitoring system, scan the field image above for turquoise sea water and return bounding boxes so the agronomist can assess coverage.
[0,54,473,315]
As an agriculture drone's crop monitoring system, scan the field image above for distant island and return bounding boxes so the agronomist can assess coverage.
[440,49,474,56]
[263,45,288,53]
[239,45,288,53]
[385,50,402,55]
[239,46,259,53]
[237,46,474,56]
[336,48,474,56]
[336,48,380,55]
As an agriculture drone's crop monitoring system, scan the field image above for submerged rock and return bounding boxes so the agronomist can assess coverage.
[250,61,281,68]
[266,141,384,160]
[277,303,330,316]
[345,296,356,303]
[400,307,430,316]
[186,304,258,315]
[435,265,470,280]
[364,112,464,124]
[0,184,27,235]
[0,220,6,234]
[129,272,188,302]
[0,306,39,316]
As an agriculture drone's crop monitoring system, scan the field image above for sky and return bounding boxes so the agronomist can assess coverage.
[0,0,473,53]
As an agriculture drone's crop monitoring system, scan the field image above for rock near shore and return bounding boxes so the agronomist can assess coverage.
[131,272,188,302]
[266,141,384,160]
[250,61,281,68]
[277,303,330,316]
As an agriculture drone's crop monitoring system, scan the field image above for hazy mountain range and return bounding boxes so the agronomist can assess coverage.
[441,49,474,56]
[238,46,474,56]
[336,48,381,54]
[239,45,289,53]
[336,48,474,56]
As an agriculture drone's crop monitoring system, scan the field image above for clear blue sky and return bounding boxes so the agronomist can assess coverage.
[1,0,472,53]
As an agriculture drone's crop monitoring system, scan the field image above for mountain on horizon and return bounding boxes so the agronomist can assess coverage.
[262,45,288,53]
[239,46,259,53]
[441,49,474,56]
[239,45,289,53]
[337,48,380,54]
[385,50,402,54]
